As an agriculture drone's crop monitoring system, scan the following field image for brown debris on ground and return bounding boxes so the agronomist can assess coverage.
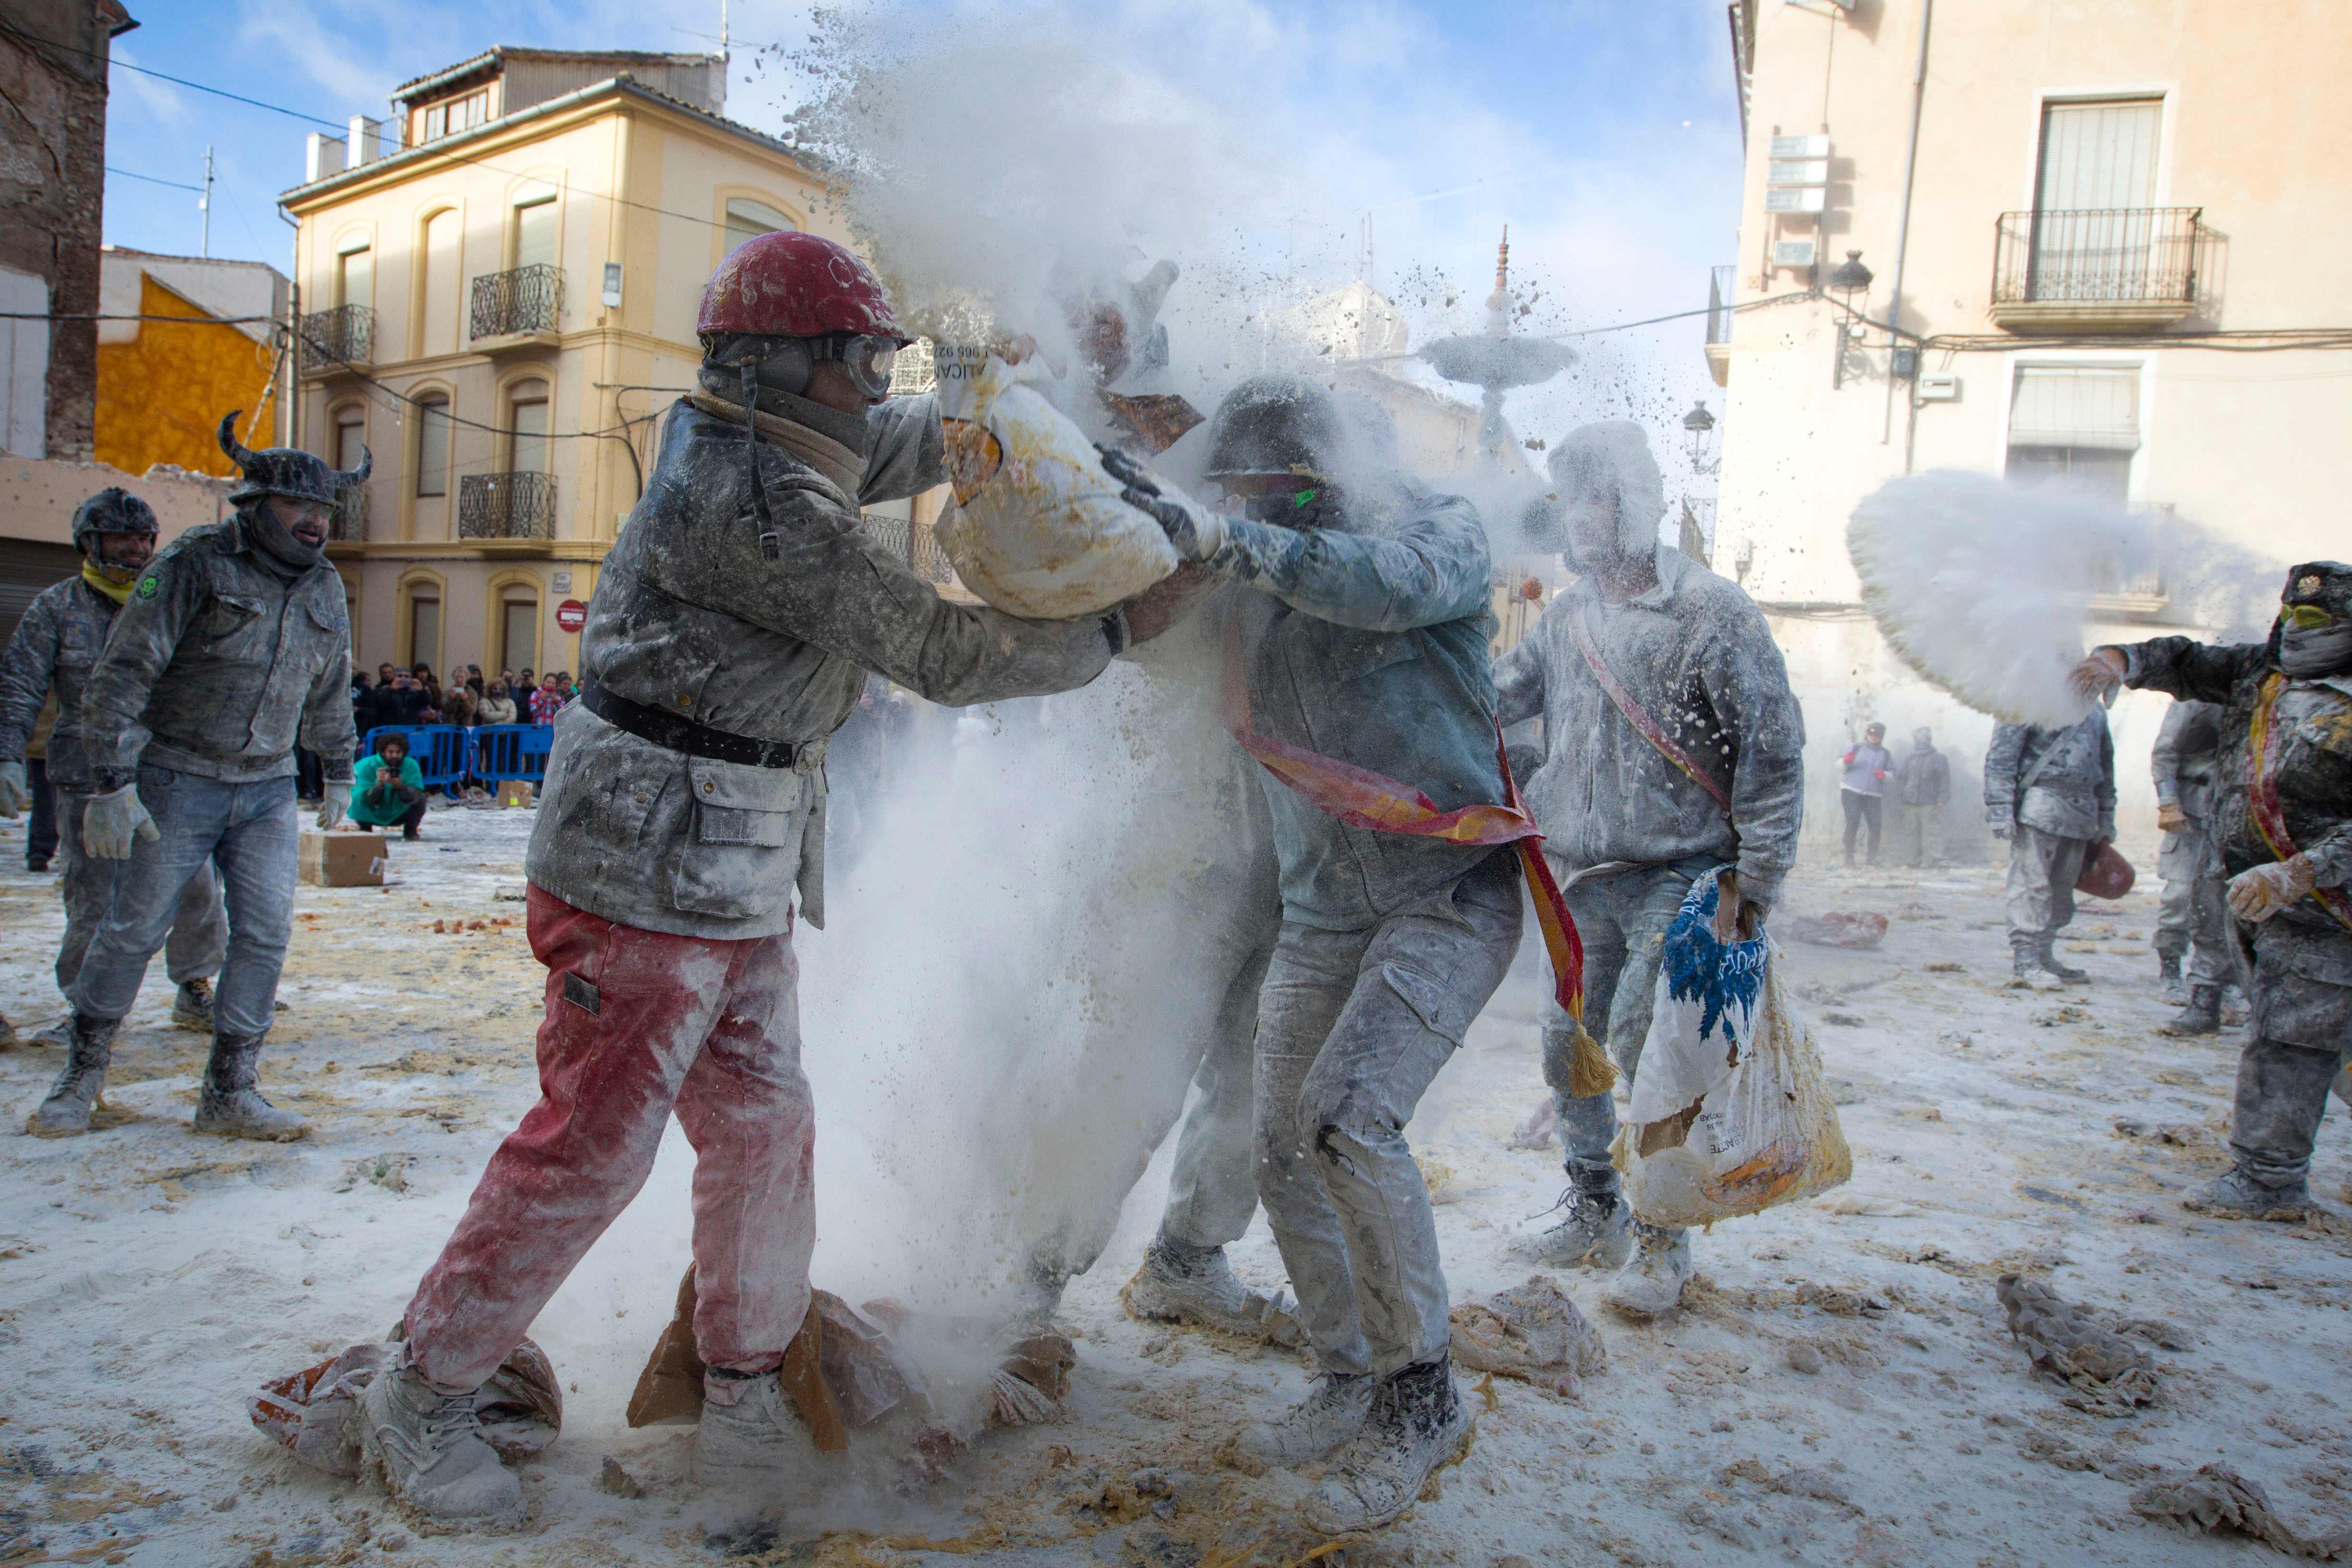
[2132,1463,2352,1559]
[1449,1276,1606,1397]
[1996,1272,2159,1415]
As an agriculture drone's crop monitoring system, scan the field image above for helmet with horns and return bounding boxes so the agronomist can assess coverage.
[216,411,370,507]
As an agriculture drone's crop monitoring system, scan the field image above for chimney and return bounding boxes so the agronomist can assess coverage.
[306,132,348,183]
[346,115,382,169]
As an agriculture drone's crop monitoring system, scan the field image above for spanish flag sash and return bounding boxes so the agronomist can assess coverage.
[2247,673,2352,934]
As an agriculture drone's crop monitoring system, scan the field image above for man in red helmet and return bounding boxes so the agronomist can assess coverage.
[356,232,1146,1526]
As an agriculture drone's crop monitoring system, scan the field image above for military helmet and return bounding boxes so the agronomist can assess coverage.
[2280,561,2352,620]
[1206,375,1349,481]
[70,487,158,554]
[217,410,370,507]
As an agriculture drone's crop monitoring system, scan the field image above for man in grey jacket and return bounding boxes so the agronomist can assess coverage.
[1986,709,2116,987]
[1106,375,1522,1533]
[38,428,361,1139]
[0,489,226,1039]
[356,233,1145,1529]
[2151,697,2232,1030]
[1492,420,1806,1314]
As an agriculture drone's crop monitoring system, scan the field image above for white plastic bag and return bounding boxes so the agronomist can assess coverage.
[1616,872,1852,1228]
[930,347,1179,620]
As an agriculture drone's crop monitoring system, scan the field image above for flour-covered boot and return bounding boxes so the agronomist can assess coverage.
[1605,1223,1693,1316]
[2035,938,2089,985]
[695,1368,818,1488]
[2159,984,2222,1037]
[29,1014,120,1137]
[1122,1234,1304,1347]
[1302,1357,1472,1534]
[2157,954,2186,1005]
[359,1364,524,1529]
[1519,1186,1636,1270]
[1240,1371,1378,1468]
[2008,947,2037,990]
[171,978,215,1032]
[2183,1166,2309,1221]
[193,1030,310,1140]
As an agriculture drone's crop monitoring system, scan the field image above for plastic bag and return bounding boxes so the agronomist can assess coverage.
[931,347,1179,619]
[1615,871,1852,1228]
[248,1336,560,1476]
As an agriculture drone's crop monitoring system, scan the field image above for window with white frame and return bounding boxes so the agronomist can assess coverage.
[723,198,794,256]
[414,393,452,497]
[2006,365,2139,504]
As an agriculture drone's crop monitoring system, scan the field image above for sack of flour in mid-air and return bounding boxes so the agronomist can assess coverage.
[930,346,1179,620]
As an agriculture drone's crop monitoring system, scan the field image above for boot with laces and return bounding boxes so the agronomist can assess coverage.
[172,978,216,1032]
[2035,937,2088,985]
[193,1030,310,1140]
[1605,1222,1693,1316]
[359,1364,524,1529]
[1302,1357,1472,1533]
[29,1013,120,1137]
[1122,1234,1304,1347]
[1517,1186,1636,1269]
[695,1368,818,1488]
[1239,1371,1378,1469]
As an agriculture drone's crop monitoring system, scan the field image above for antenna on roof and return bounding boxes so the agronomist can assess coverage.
[719,0,729,60]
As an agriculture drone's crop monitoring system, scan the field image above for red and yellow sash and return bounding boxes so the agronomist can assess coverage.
[2247,673,2352,934]
[1222,623,1592,1039]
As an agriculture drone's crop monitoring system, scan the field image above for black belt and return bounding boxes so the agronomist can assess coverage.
[579,680,799,769]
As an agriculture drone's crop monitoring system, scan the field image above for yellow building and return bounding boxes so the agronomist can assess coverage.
[1707,0,2352,833]
[280,47,939,678]
[94,248,288,478]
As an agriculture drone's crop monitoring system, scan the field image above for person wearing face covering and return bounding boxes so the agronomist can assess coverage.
[1487,420,1805,1316]
[38,416,363,1141]
[2074,563,2352,1221]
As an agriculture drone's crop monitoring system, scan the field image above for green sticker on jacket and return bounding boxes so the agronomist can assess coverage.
[136,574,160,598]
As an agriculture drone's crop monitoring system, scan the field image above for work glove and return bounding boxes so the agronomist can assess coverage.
[1096,445,1227,563]
[317,793,346,831]
[2228,855,2317,922]
[83,782,159,859]
[2156,802,2189,834]
[0,759,28,818]
[2070,648,2127,701]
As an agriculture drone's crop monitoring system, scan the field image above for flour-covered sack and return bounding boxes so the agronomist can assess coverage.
[930,347,1179,620]
[1615,870,1851,1228]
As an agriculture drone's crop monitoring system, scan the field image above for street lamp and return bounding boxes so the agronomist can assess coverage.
[1681,399,1718,475]
[1825,250,1873,388]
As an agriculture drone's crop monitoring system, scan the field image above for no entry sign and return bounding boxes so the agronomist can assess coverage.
[555,599,588,633]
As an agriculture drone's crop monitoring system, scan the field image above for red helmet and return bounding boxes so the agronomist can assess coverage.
[696,230,909,343]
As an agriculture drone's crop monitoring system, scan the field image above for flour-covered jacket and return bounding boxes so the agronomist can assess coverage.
[1492,546,1806,911]
[1225,482,1504,931]
[79,514,355,786]
[526,389,1121,941]
[1985,711,2115,842]
[2150,698,2225,822]
[0,576,123,790]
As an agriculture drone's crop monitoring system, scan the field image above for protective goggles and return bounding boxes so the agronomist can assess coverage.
[2281,603,2340,631]
[814,334,903,400]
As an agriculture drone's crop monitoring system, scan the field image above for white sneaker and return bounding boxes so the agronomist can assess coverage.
[1604,1223,1693,1316]
[1517,1188,1636,1270]
[1122,1238,1304,1347]
[1302,1359,1472,1533]
[1240,1372,1377,1469]
[359,1365,523,1529]
[694,1371,817,1488]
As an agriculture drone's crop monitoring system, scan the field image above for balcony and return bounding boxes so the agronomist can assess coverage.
[1703,264,1734,386]
[458,471,557,549]
[469,264,562,348]
[328,486,369,543]
[298,304,373,369]
[1991,207,2206,332]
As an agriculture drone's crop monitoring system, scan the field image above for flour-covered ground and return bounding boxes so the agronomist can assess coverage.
[4,803,2350,1568]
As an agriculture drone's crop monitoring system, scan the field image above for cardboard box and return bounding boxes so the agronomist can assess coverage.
[498,780,536,808]
[300,827,387,887]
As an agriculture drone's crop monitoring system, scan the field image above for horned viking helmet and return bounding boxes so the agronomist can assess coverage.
[216,411,370,508]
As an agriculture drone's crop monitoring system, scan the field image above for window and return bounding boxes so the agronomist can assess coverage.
[2029,98,2163,302]
[724,198,794,256]
[334,410,367,471]
[420,209,461,356]
[418,87,490,145]
[409,594,441,669]
[501,595,538,674]
[507,380,549,474]
[2006,365,2138,504]
[334,245,372,310]
[513,198,557,271]
[414,393,451,497]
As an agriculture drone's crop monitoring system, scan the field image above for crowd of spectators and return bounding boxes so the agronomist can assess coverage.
[303,662,580,829]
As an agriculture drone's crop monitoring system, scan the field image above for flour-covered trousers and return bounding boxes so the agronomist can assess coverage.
[1896,803,1943,868]
[1540,858,1714,1198]
[1255,851,1520,1379]
[72,767,293,1037]
[55,788,225,999]
[2227,920,2352,1189]
[2155,819,2234,987]
[2004,826,2091,949]
[403,886,813,1390]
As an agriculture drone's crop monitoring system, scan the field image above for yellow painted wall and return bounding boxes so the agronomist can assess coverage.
[94,274,281,478]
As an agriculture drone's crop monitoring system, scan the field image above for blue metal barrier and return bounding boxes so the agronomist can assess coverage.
[471,723,555,784]
[359,725,471,789]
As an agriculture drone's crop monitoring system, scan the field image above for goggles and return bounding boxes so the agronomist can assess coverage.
[2281,603,2340,631]
[815,334,903,400]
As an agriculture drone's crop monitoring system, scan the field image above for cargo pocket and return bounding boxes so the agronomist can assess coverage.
[2259,936,2352,1050]
[669,756,807,920]
[1378,960,1477,1047]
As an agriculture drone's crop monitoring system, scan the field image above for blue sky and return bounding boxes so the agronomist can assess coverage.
[101,0,1744,454]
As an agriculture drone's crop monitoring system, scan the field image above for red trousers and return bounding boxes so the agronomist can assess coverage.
[403,886,813,1390]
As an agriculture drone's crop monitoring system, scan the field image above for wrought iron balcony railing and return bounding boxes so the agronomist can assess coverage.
[299,304,374,366]
[329,486,369,541]
[458,471,556,540]
[469,264,563,340]
[1993,207,2205,309]
[862,514,955,584]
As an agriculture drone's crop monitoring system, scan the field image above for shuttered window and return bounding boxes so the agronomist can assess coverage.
[2007,365,2139,502]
